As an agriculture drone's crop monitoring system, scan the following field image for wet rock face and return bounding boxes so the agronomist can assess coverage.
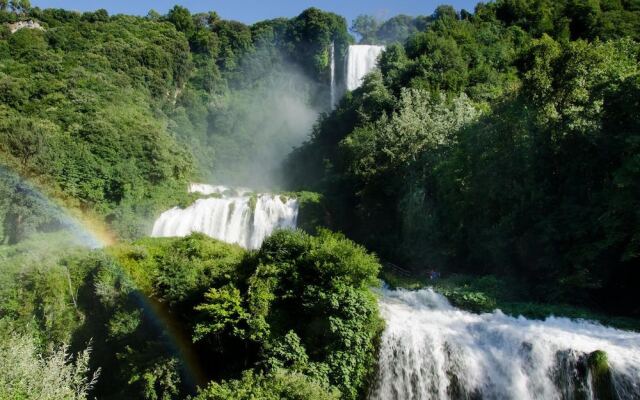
[554,349,593,400]
[8,20,44,34]
[553,349,618,400]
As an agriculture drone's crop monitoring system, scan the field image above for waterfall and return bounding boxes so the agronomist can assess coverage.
[346,44,385,91]
[371,288,640,400]
[330,41,336,107]
[151,184,298,250]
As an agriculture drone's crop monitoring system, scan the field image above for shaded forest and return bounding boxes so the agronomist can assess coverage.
[287,0,640,316]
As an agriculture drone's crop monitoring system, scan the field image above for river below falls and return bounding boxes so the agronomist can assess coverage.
[370,288,640,400]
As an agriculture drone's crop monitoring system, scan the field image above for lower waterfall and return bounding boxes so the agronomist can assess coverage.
[371,288,640,400]
[151,184,298,250]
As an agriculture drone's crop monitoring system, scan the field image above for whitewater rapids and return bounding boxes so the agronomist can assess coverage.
[371,288,640,400]
[151,184,298,250]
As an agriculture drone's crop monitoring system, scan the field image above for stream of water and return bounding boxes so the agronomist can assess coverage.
[371,288,640,400]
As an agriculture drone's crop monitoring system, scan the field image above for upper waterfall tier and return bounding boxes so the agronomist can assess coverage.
[151,184,298,250]
[371,288,640,400]
[346,45,385,91]
[330,41,336,107]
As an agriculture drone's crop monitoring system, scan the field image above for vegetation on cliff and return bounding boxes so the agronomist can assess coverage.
[288,0,640,317]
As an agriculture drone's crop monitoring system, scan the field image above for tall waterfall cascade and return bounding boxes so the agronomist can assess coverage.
[330,41,336,107]
[346,45,385,91]
[371,288,640,400]
[151,183,298,250]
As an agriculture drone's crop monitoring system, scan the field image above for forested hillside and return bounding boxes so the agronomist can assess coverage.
[287,0,640,316]
[2,0,640,398]
[0,5,348,240]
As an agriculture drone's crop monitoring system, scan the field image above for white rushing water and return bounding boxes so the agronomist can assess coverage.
[151,184,298,250]
[371,288,640,400]
[330,41,336,107]
[346,44,385,91]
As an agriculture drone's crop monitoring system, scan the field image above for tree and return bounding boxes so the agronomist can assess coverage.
[146,9,160,21]
[83,8,108,22]
[351,15,379,43]
[0,334,99,399]
[193,11,219,28]
[342,89,479,180]
[166,5,194,38]
[376,15,422,44]
[566,0,601,39]
[2,118,47,167]
[193,285,249,342]
[196,370,339,400]
[433,5,458,20]
[460,9,473,19]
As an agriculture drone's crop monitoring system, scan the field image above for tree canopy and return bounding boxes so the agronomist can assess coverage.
[286,0,640,316]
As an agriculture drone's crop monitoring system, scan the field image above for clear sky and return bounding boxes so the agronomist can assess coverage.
[30,1,479,25]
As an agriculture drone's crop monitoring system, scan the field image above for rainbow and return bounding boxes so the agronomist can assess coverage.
[0,167,206,391]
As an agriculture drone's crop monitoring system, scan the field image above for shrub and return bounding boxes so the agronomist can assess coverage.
[194,369,340,400]
[0,333,99,400]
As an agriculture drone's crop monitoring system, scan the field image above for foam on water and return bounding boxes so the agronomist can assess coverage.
[371,288,640,400]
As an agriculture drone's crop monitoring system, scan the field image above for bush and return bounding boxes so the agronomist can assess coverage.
[251,229,383,399]
[0,333,99,400]
[194,369,339,400]
[28,231,382,399]
[438,288,497,313]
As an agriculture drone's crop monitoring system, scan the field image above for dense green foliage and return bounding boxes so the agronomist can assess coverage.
[351,14,429,45]
[0,5,349,238]
[0,333,98,399]
[2,0,640,398]
[287,0,640,316]
[353,0,640,45]
[351,6,460,45]
[0,7,198,238]
[0,226,381,399]
[194,369,339,400]
[0,7,381,398]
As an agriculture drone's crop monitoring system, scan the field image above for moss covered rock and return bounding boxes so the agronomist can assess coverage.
[588,350,617,400]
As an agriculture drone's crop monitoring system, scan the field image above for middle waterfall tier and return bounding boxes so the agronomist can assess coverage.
[152,184,299,250]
